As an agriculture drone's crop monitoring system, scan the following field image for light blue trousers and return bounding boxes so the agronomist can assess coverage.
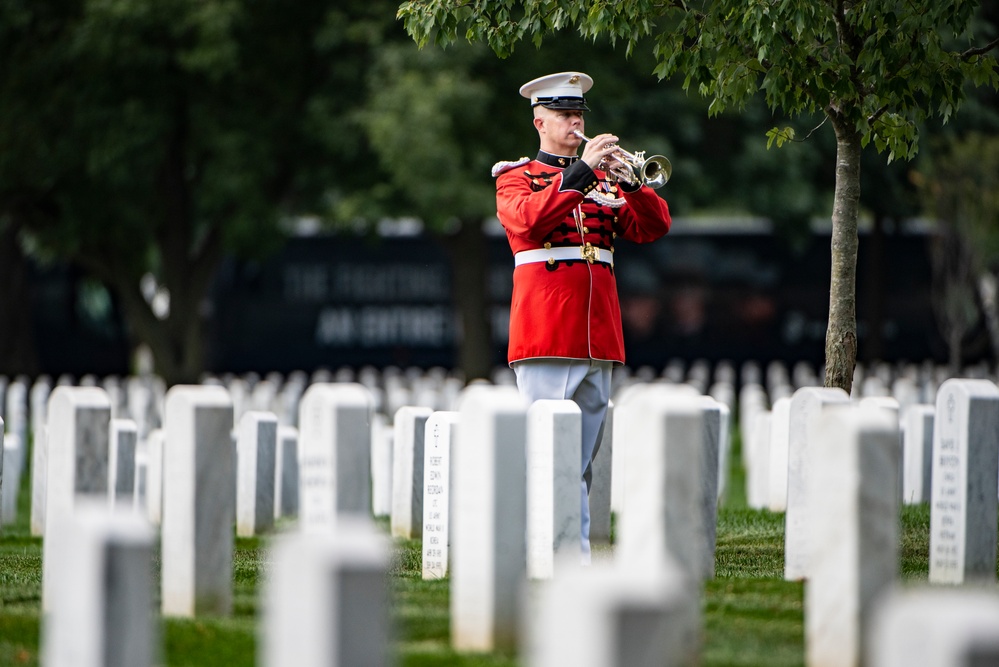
[513,359,613,561]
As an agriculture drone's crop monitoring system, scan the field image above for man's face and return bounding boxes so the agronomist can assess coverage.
[534,107,585,152]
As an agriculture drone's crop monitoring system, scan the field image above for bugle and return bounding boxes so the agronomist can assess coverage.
[573,130,672,189]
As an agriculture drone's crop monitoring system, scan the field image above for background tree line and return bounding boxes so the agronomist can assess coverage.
[1,0,996,385]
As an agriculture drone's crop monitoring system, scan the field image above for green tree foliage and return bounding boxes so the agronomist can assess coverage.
[0,0,393,384]
[398,0,999,392]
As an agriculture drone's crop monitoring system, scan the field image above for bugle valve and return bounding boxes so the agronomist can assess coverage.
[573,130,672,189]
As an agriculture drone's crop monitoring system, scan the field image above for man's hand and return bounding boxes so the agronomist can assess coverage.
[580,133,622,171]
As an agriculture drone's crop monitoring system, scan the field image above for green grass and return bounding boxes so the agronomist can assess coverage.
[0,502,942,667]
[0,428,946,667]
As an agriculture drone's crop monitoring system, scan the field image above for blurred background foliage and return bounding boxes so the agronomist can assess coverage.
[0,0,996,382]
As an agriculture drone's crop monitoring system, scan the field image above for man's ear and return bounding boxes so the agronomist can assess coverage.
[533,115,545,133]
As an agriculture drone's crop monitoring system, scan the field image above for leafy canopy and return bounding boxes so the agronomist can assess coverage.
[398,0,999,161]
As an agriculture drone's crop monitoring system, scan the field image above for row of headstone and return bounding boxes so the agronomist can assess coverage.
[36,372,999,667]
[39,380,395,666]
[386,379,726,661]
[776,378,999,667]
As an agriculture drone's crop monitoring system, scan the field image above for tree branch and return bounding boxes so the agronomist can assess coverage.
[867,104,889,125]
[961,35,999,60]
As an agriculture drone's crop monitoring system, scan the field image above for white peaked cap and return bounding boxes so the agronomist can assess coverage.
[519,71,593,110]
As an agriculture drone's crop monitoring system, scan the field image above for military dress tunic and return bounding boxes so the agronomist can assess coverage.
[493,150,672,365]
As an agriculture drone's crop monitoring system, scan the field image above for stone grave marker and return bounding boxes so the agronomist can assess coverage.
[421,410,459,580]
[370,412,393,518]
[526,399,581,579]
[4,379,27,459]
[42,386,111,611]
[451,385,527,652]
[715,403,732,505]
[42,502,156,667]
[868,588,999,667]
[588,400,613,544]
[929,378,999,584]
[806,404,899,667]
[784,386,850,581]
[261,519,390,667]
[274,425,299,519]
[133,437,148,514]
[1,431,19,525]
[391,406,433,539]
[161,385,234,617]
[768,396,791,512]
[615,385,706,582]
[902,404,934,504]
[527,555,699,667]
[145,429,164,525]
[746,410,771,510]
[108,419,138,511]
[298,383,373,531]
[236,411,277,537]
[693,395,722,577]
[30,423,47,535]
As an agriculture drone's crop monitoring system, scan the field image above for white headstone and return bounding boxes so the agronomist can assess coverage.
[3,381,27,524]
[694,395,722,578]
[588,401,613,544]
[616,386,706,582]
[806,404,900,667]
[108,419,138,511]
[767,396,791,511]
[161,385,234,617]
[716,403,731,504]
[42,503,156,667]
[746,410,771,510]
[929,378,999,584]
[30,377,51,449]
[370,413,393,518]
[236,411,277,537]
[126,379,152,442]
[144,429,164,525]
[274,425,299,519]
[42,386,111,611]
[902,404,934,504]
[738,383,768,467]
[30,423,47,535]
[298,383,373,531]
[422,410,458,580]
[867,588,999,667]
[133,438,148,514]
[261,519,391,667]
[784,386,850,581]
[451,385,528,652]
[391,406,433,539]
[527,399,582,579]
[4,380,27,460]
[528,556,699,667]
[2,431,20,525]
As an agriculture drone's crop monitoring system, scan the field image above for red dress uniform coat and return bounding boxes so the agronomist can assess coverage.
[494,151,671,365]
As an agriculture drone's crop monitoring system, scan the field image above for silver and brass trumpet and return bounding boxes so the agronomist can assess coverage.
[573,130,672,189]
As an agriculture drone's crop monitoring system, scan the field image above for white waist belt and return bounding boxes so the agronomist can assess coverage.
[514,245,614,267]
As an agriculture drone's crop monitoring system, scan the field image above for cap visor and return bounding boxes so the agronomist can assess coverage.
[538,99,589,111]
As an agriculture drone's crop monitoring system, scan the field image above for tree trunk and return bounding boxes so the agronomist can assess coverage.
[0,220,39,377]
[977,272,999,365]
[823,119,862,394]
[112,275,207,387]
[440,218,493,381]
